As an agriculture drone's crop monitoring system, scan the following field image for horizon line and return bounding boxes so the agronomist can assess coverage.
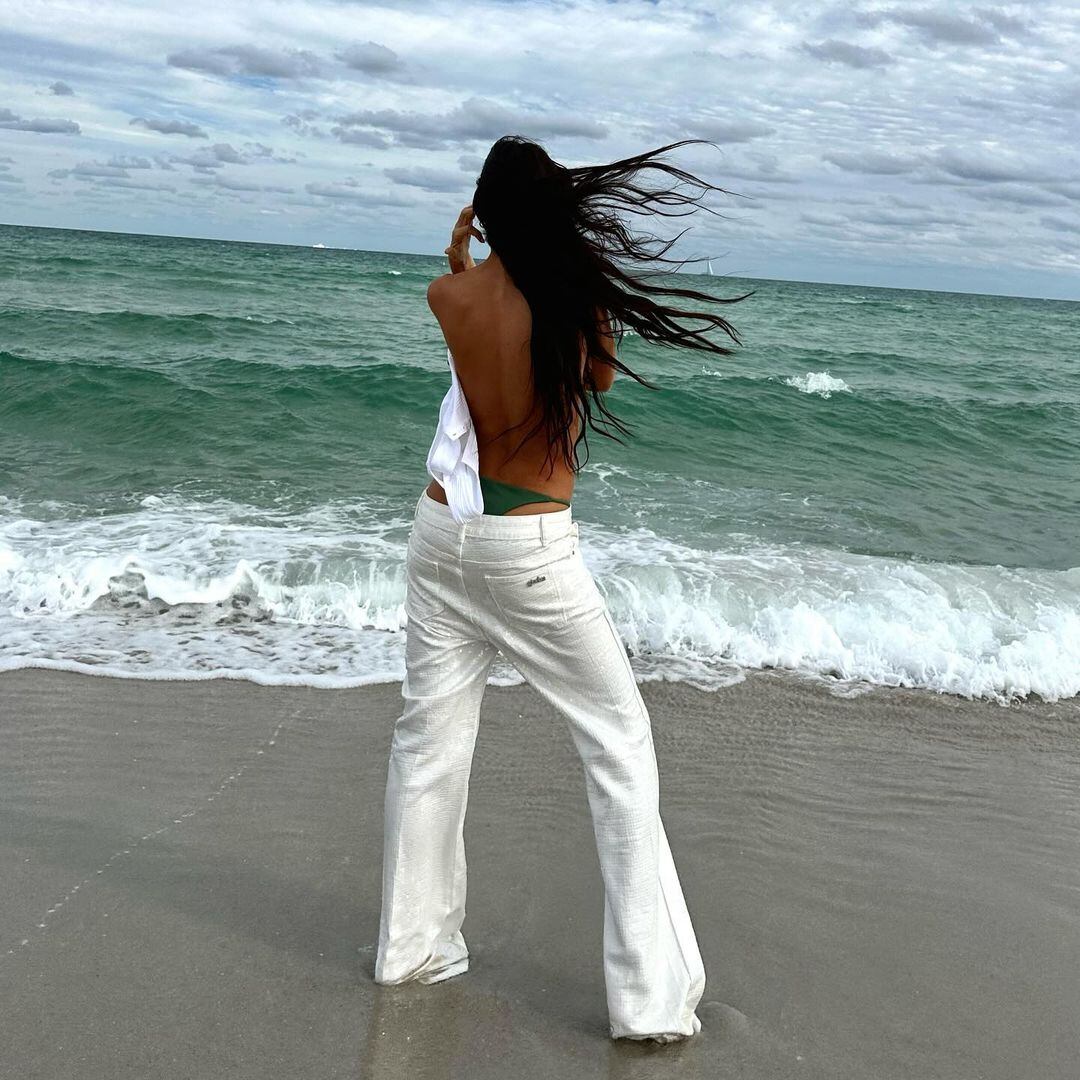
[2,219,1075,305]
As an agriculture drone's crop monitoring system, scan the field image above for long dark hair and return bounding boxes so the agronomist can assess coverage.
[471,134,750,478]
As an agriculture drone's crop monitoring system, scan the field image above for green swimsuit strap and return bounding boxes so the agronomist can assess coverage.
[478,475,571,507]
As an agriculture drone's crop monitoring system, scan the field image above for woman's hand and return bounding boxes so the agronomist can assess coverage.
[444,204,485,274]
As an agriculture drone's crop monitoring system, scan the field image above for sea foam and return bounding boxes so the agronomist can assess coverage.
[2,496,1076,703]
[784,371,852,397]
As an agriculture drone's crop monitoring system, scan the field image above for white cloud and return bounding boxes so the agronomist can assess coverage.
[801,39,894,68]
[0,0,1077,295]
[167,44,323,79]
[129,116,208,138]
[0,106,80,134]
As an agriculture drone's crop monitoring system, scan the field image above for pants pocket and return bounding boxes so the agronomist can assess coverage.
[482,537,603,634]
[405,546,448,623]
[483,553,572,632]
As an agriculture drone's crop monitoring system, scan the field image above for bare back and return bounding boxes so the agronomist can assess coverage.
[425,258,586,513]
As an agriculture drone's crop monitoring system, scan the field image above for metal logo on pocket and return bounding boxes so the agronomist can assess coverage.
[525,574,546,587]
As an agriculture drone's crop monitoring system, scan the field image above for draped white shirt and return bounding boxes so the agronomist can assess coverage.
[424,347,485,523]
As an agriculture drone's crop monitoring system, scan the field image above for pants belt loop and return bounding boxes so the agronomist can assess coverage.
[539,513,547,547]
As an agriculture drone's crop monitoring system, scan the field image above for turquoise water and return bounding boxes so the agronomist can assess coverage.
[1,223,1077,700]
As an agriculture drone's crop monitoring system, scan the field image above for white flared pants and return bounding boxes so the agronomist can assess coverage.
[375,490,705,1041]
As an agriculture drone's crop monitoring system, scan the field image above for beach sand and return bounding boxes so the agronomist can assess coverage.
[1,667,1078,1079]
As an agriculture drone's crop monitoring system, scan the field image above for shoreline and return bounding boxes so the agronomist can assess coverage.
[2,658,1076,708]
[2,666,1078,1078]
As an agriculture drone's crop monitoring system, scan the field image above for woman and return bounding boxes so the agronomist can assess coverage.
[374,135,745,1042]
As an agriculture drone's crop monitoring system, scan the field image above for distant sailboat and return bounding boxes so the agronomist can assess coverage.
[312,242,327,249]
[706,259,714,276]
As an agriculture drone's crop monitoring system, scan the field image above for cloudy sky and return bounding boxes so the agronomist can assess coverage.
[1,1,1078,298]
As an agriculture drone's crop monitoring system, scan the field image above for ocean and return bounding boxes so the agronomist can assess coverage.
[1,222,1077,702]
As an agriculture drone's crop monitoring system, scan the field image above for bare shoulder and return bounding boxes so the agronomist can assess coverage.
[426,272,457,312]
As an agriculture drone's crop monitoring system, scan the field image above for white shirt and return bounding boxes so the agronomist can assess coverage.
[424,347,485,523]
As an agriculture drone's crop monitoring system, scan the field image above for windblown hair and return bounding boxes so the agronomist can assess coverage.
[471,134,750,478]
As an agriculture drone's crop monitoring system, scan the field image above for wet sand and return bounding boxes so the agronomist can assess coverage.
[1,667,1078,1079]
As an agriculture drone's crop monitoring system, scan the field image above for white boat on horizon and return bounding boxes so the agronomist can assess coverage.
[312,242,327,249]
